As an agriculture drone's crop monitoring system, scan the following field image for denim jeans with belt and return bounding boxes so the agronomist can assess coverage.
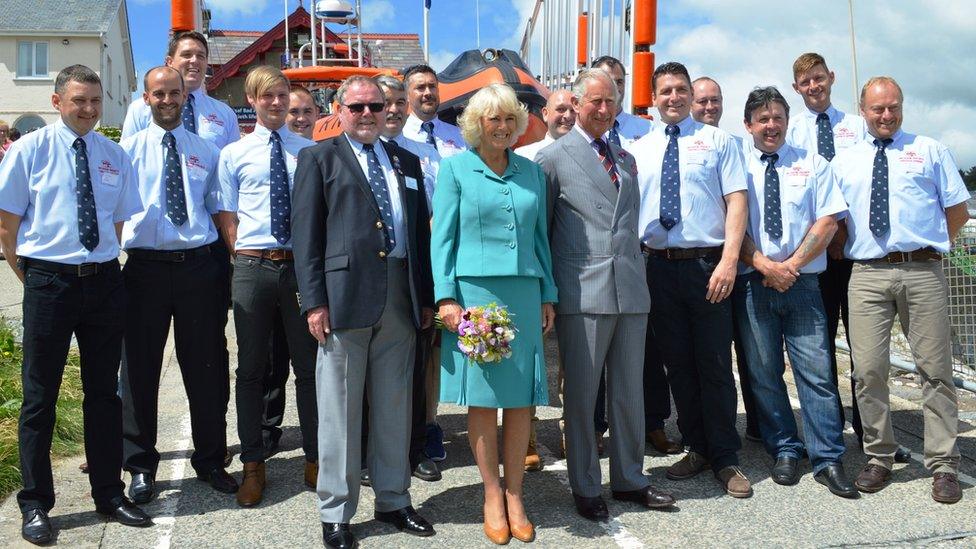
[733,272,846,473]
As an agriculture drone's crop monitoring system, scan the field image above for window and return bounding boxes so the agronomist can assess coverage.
[17,41,48,78]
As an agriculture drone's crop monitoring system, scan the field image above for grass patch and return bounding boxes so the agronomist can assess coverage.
[0,320,85,498]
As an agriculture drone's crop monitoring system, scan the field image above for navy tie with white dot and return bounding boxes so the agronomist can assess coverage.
[608,119,622,148]
[761,153,783,240]
[816,112,835,161]
[660,124,681,230]
[269,131,292,245]
[363,142,396,252]
[182,94,197,134]
[73,138,99,252]
[421,120,437,150]
[162,131,188,226]
[870,138,893,238]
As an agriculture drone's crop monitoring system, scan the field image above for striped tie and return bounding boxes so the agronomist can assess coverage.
[591,138,619,188]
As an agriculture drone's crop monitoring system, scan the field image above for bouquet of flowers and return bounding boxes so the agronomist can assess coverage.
[456,302,517,365]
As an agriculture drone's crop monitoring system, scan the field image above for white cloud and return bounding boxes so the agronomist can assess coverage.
[205,0,269,16]
[428,49,457,72]
[361,0,396,30]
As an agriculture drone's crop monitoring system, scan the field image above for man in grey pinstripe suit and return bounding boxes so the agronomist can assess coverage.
[537,69,675,521]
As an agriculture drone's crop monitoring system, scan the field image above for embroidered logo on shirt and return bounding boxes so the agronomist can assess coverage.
[687,139,711,152]
[205,113,224,127]
[785,166,811,178]
[98,160,119,176]
[186,155,206,170]
[899,151,925,164]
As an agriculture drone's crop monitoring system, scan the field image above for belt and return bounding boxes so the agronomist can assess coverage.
[21,257,119,278]
[642,244,722,260]
[865,248,941,264]
[237,249,294,261]
[126,245,210,262]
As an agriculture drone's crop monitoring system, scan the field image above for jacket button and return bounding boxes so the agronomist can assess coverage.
[504,205,513,212]
[379,251,387,258]
[506,223,514,230]
[508,242,516,248]
[502,188,510,195]
[376,221,383,229]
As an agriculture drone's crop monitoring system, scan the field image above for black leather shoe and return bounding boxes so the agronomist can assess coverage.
[771,456,800,486]
[223,450,233,468]
[815,463,859,499]
[22,508,52,545]
[95,496,152,527]
[573,493,609,521]
[374,506,435,537]
[412,457,442,482]
[322,522,357,548]
[894,445,912,464]
[359,468,371,487]
[197,467,239,494]
[611,485,676,509]
[128,472,156,504]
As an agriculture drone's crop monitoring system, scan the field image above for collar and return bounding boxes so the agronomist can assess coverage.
[55,118,94,151]
[344,133,381,154]
[805,103,838,121]
[869,129,904,147]
[656,115,695,136]
[187,87,207,101]
[147,121,188,143]
[471,148,520,178]
[573,123,602,145]
[751,142,791,162]
[252,122,291,142]
[406,113,436,132]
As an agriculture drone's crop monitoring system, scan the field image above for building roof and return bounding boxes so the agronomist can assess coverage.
[0,0,122,34]
[209,31,263,66]
[338,33,425,72]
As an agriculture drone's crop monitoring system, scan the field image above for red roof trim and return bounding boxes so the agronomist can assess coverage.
[338,33,420,40]
[210,30,265,37]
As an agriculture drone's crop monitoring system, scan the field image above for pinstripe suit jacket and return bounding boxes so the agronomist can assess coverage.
[537,127,650,315]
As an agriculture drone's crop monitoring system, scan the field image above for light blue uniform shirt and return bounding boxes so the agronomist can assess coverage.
[833,129,969,259]
[610,111,653,150]
[346,135,407,258]
[217,124,314,250]
[120,123,221,250]
[391,134,440,212]
[402,114,467,159]
[122,87,241,150]
[628,115,747,248]
[786,104,867,158]
[0,119,142,264]
[741,143,848,274]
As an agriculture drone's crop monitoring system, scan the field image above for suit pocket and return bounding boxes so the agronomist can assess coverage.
[323,254,349,272]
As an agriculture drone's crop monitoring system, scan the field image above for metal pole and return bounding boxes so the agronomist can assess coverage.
[283,0,289,67]
[356,0,363,67]
[608,0,615,59]
[835,340,976,393]
[625,0,635,111]
[556,0,563,86]
[848,0,860,111]
[476,0,481,50]
[310,0,317,65]
[619,0,627,66]
[540,0,547,85]
[423,0,430,62]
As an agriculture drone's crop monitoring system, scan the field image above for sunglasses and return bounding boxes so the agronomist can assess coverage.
[344,102,385,114]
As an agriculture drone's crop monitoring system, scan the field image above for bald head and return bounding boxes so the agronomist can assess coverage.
[543,89,576,139]
[691,77,723,126]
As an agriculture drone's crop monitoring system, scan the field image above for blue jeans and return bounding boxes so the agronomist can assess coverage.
[733,272,845,473]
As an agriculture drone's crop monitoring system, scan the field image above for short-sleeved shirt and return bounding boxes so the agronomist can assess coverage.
[833,129,969,259]
[402,114,467,158]
[120,123,221,250]
[122,87,241,150]
[786,104,868,159]
[392,134,440,212]
[628,115,747,248]
[514,134,554,162]
[0,119,142,264]
[742,143,848,274]
[217,124,314,250]
[610,111,653,150]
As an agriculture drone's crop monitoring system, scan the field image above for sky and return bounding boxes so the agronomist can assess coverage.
[127,0,976,168]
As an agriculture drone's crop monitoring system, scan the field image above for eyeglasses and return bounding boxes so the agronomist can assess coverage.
[344,102,385,114]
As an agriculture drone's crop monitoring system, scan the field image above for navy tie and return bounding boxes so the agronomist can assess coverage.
[816,112,835,161]
[162,132,188,226]
[660,124,681,230]
[269,131,291,245]
[761,153,783,239]
[869,138,893,237]
[182,94,197,134]
[421,120,437,150]
[591,138,619,189]
[73,138,99,252]
[363,142,396,251]
[608,119,622,148]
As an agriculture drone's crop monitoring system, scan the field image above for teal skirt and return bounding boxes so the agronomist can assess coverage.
[439,276,549,408]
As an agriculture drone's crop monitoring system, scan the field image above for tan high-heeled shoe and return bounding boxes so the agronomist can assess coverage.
[484,518,511,545]
[509,520,535,543]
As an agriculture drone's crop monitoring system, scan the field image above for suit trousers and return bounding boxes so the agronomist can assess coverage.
[261,310,291,450]
[557,313,650,497]
[819,256,863,439]
[316,260,415,523]
[17,260,126,512]
[848,260,959,473]
[232,256,318,464]
[120,252,224,476]
[647,255,741,471]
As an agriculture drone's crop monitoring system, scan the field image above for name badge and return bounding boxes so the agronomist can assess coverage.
[405,176,419,190]
[101,172,119,186]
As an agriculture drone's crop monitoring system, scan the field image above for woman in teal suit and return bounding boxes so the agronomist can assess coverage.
[431,83,557,544]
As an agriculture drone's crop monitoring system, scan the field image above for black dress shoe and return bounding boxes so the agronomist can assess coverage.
[612,485,676,509]
[894,445,912,464]
[197,467,239,494]
[412,457,442,482]
[573,493,609,521]
[359,468,371,487]
[128,472,156,504]
[815,463,859,499]
[374,506,435,537]
[322,522,357,549]
[22,508,52,545]
[95,496,152,527]
[771,456,800,486]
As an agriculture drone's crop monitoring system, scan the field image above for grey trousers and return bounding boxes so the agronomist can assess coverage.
[315,261,416,523]
[848,260,960,473]
[556,313,650,497]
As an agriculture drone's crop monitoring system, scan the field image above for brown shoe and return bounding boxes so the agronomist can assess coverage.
[932,472,962,504]
[646,429,682,454]
[236,462,266,507]
[525,445,542,472]
[854,464,891,493]
[79,461,89,474]
[666,451,709,480]
[716,466,753,498]
[304,460,318,490]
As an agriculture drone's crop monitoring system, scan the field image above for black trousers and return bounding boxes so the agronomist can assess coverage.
[261,310,291,450]
[647,255,741,471]
[232,256,317,463]
[731,302,760,437]
[818,256,862,439]
[211,237,232,454]
[119,251,224,476]
[18,260,126,512]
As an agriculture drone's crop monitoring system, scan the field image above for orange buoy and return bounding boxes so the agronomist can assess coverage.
[633,0,657,46]
[171,0,195,33]
[576,13,588,67]
[632,51,654,108]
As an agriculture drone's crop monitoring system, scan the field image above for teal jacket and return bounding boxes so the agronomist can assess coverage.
[431,149,558,304]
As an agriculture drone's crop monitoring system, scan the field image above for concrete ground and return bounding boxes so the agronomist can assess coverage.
[0,264,975,548]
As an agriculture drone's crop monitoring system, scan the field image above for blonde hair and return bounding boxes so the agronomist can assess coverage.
[792,52,828,79]
[244,65,289,100]
[457,83,529,148]
[860,76,903,104]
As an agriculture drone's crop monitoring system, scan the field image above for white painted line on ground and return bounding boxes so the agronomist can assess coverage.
[152,411,193,549]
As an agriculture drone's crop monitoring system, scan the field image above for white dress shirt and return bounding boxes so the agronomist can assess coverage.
[402,114,467,158]
[346,135,407,258]
[786,104,867,159]
[514,134,555,162]
[610,111,653,149]
[122,87,241,150]
[391,134,440,212]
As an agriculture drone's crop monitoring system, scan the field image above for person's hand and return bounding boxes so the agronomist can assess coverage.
[438,300,464,332]
[542,303,556,335]
[421,307,434,329]
[760,259,798,293]
[705,258,737,303]
[307,306,331,343]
